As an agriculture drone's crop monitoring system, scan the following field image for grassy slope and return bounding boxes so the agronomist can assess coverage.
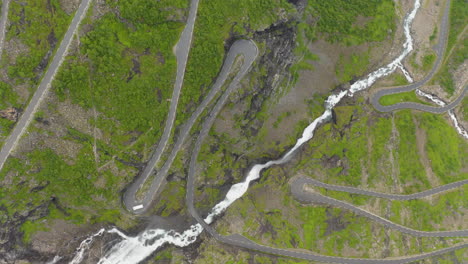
[0,0,71,145]
[0,0,298,245]
[0,0,188,241]
[210,104,467,258]
[433,0,468,95]
[188,0,465,261]
[175,0,295,126]
[378,91,432,106]
[5,0,71,82]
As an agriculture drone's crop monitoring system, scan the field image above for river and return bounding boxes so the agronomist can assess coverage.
[69,0,424,263]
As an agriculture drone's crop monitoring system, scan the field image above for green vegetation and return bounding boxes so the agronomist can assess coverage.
[295,103,370,187]
[273,111,291,128]
[446,0,468,53]
[391,72,410,86]
[0,82,18,145]
[304,182,467,232]
[462,97,468,120]
[336,52,370,83]
[367,116,393,186]
[0,82,18,108]
[20,220,47,243]
[434,0,468,94]
[418,113,468,183]
[152,181,186,217]
[394,110,429,192]
[153,248,173,262]
[378,91,430,106]
[300,206,373,256]
[55,12,183,135]
[390,187,467,231]
[306,0,396,45]
[0,0,191,243]
[421,53,436,71]
[176,0,295,126]
[429,26,438,42]
[290,22,319,82]
[1,0,72,145]
[296,104,467,193]
[5,0,71,83]
[0,143,130,240]
[218,166,457,258]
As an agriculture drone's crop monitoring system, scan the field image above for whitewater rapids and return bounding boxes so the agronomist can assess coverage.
[70,1,423,263]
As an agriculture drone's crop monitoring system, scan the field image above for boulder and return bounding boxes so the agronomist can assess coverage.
[0,107,19,122]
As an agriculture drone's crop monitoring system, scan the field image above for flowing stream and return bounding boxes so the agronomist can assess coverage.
[416,89,468,139]
[68,1,424,263]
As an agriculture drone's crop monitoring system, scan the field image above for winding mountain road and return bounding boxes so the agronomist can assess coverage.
[124,39,258,214]
[185,40,259,226]
[0,0,92,172]
[291,177,468,237]
[184,71,468,262]
[123,0,200,213]
[376,85,467,113]
[293,176,468,200]
[370,0,467,113]
[185,95,467,262]
[0,0,10,60]
[183,0,468,262]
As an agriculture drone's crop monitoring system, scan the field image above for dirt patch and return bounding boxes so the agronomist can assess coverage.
[264,34,394,145]
[405,0,445,79]
[56,97,96,136]
[59,0,80,15]
[30,220,83,255]
[388,115,403,193]
[2,37,29,66]
[11,91,101,166]
[369,0,444,95]
[454,100,468,134]
[451,59,468,96]
[440,211,468,230]
[0,38,31,103]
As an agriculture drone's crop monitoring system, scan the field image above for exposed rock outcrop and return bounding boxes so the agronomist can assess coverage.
[0,107,19,122]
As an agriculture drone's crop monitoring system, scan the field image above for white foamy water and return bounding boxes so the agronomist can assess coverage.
[68,228,105,264]
[46,255,62,264]
[397,62,414,83]
[73,1,422,263]
[416,89,468,139]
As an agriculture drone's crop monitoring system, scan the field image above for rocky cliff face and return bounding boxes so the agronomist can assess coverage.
[0,202,50,263]
[235,22,298,137]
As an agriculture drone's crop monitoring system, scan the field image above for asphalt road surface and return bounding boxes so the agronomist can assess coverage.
[0,0,92,172]
[123,0,200,213]
[374,85,467,113]
[185,40,258,226]
[124,39,258,214]
[184,0,468,262]
[293,176,468,200]
[0,0,10,60]
[370,0,464,113]
[291,178,468,237]
[184,71,468,261]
